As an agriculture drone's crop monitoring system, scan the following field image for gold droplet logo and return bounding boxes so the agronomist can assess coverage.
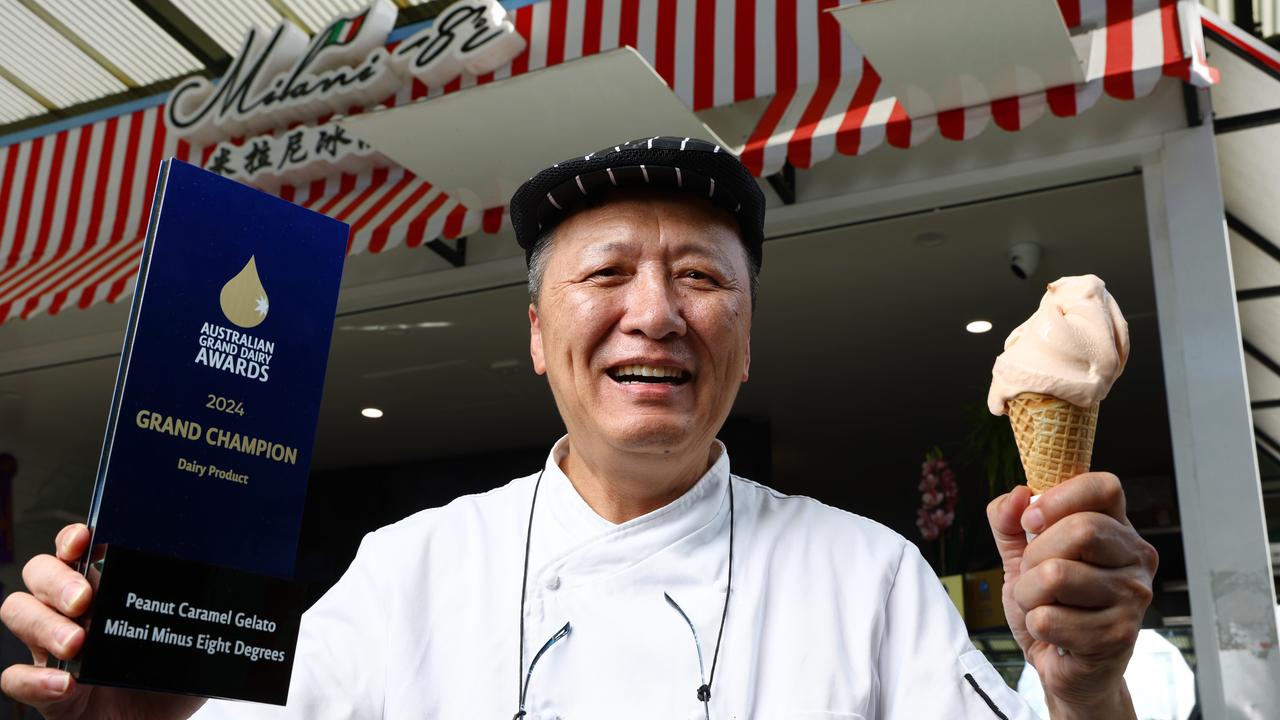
[219,256,269,328]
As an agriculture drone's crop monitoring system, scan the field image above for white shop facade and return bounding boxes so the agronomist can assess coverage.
[0,2,1276,717]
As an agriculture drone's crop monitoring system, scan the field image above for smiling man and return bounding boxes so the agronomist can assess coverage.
[3,138,1156,720]
[526,188,753,525]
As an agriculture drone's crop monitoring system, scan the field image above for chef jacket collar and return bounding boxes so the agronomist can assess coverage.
[537,435,731,585]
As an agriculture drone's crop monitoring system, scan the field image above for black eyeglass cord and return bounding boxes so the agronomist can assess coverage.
[513,467,735,718]
[514,468,548,720]
[667,477,735,718]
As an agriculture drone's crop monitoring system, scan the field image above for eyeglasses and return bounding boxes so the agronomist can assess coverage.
[512,472,735,720]
[512,591,721,720]
[513,620,570,720]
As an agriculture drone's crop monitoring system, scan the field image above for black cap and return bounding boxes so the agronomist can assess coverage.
[509,136,765,268]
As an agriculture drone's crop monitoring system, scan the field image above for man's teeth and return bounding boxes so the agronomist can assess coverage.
[611,364,688,382]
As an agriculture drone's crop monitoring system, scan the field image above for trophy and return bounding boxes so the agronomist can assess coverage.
[63,159,347,704]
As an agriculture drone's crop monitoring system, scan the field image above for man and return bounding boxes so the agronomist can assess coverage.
[2,137,1157,718]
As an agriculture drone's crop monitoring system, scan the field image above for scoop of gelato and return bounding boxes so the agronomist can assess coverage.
[988,274,1129,415]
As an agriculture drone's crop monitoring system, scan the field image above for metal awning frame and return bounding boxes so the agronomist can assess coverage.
[1206,16,1280,133]
[1201,13,1280,473]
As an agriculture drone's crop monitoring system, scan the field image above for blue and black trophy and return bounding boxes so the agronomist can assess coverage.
[63,159,347,703]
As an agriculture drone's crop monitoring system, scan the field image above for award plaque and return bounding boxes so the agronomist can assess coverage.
[65,159,347,704]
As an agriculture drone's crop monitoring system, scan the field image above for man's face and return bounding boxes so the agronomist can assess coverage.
[529,191,753,459]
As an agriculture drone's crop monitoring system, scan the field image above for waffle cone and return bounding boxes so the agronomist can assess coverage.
[1006,392,1098,494]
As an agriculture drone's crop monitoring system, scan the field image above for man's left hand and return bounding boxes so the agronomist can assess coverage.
[987,473,1158,718]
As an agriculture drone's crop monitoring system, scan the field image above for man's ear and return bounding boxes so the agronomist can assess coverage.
[741,334,751,382]
[529,304,547,375]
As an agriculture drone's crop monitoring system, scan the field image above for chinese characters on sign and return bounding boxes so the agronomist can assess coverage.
[203,123,379,189]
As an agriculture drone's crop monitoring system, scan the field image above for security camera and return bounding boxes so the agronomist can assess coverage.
[1008,242,1041,280]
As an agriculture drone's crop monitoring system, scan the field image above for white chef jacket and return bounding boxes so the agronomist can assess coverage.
[196,438,1038,719]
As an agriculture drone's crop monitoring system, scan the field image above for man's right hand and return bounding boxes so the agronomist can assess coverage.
[0,524,205,719]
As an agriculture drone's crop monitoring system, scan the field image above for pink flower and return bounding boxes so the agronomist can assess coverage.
[930,507,955,532]
[916,508,939,540]
[916,452,959,540]
[921,489,944,508]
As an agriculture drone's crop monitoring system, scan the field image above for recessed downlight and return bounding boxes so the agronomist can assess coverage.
[966,320,993,334]
[361,407,384,419]
[338,321,453,332]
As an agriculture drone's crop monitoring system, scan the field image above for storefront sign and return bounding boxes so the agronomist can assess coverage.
[202,121,380,190]
[165,0,526,146]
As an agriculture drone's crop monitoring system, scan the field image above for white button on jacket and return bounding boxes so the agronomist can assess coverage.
[196,438,1037,719]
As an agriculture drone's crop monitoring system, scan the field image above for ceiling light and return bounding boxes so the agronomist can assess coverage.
[966,320,993,334]
[338,321,453,332]
[361,407,384,419]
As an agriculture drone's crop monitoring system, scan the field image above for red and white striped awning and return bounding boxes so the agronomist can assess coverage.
[741,0,1219,176]
[0,0,1216,324]
[0,100,470,324]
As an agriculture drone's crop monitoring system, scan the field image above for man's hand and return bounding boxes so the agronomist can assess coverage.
[987,474,1158,719]
[0,523,205,719]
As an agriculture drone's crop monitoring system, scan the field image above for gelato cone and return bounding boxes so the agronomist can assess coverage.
[1006,392,1098,494]
[988,275,1128,495]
